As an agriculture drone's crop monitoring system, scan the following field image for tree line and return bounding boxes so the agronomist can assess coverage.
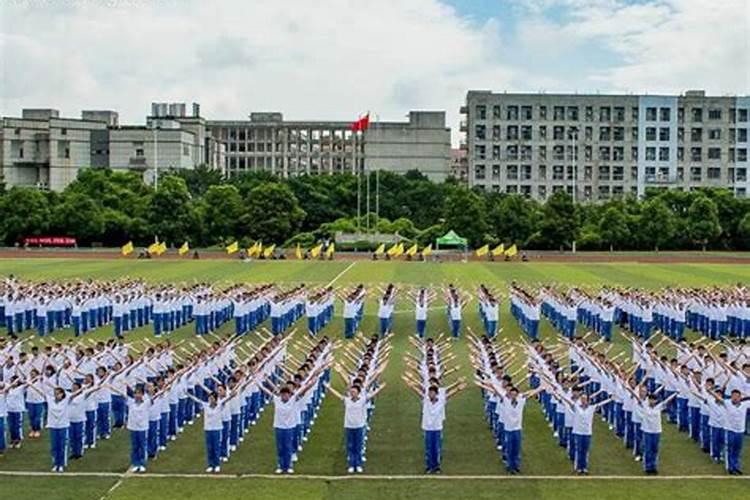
[0,166,748,251]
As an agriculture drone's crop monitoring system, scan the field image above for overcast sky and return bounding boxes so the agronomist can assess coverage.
[1,0,748,144]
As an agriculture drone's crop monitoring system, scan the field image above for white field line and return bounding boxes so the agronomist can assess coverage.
[326,262,356,287]
[0,470,746,481]
[98,471,130,500]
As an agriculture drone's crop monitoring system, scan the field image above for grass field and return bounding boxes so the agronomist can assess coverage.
[1,259,748,499]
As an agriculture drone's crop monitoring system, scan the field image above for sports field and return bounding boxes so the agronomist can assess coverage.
[1,258,748,500]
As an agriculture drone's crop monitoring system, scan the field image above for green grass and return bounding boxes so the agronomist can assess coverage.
[0,258,747,499]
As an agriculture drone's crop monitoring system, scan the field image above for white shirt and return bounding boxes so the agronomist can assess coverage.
[203,403,224,431]
[272,396,298,429]
[721,400,750,433]
[46,396,70,429]
[421,397,446,431]
[640,402,665,433]
[502,396,528,432]
[572,404,596,436]
[344,395,368,429]
[126,398,151,432]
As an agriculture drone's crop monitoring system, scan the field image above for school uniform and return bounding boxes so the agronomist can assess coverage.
[502,396,528,473]
[571,404,596,472]
[640,401,667,473]
[68,393,87,458]
[415,302,427,338]
[202,402,224,470]
[46,396,70,470]
[344,394,368,470]
[126,396,150,470]
[721,400,749,474]
[273,396,297,472]
[421,396,446,472]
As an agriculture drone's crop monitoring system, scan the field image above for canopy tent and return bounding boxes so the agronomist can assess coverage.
[435,230,468,250]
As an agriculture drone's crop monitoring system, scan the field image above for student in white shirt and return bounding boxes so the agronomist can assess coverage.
[562,393,611,474]
[498,385,543,474]
[109,385,150,472]
[185,390,225,473]
[327,382,387,473]
[639,392,677,474]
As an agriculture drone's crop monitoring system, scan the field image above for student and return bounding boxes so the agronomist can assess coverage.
[113,385,150,473]
[6,378,26,448]
[0,382,6,455]
[45,387,71,472]
[186,390,224,473]
[719,389,749,475]
[639,392,677,474]
[327,382,387,473]
[500,385,543,474]
[564,393,611,474]
[415,290,429,339]
[257,384,299,474]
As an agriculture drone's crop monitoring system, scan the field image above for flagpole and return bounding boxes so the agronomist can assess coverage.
[375,114,380,230]
[356,130,361,234]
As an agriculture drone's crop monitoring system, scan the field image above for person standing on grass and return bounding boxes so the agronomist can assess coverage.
[326,381,387,473]
[558,392,612,475]
[27,383,70,472]
[638,392,677,474]
[500,385,544,474]
[185,390,225,473]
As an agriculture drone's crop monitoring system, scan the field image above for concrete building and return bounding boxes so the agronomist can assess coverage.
[450,148,469,184]
[0,103,225,191]
[208,110,450,181]
[461,90,750,200]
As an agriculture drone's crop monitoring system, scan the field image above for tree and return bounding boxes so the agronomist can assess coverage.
[238,182,306,244]
[147,176,202,246]
[737,213,750,250]
[442,188,488,247]
[175,165,225,197]
[686,196,722,250]
[198,184,243,244]
[50,192,105,243]
[486,194,540,246]
[639,198,676,251]
[0,187,52,244]
[599,206,630,251]
[535,191,580,250]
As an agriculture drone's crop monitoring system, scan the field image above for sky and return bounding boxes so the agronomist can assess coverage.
[1,0,748,145]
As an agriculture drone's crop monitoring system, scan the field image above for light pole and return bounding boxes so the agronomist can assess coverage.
[151,122,160,190]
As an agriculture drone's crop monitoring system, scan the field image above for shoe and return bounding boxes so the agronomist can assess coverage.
[206,467,213,473]
[213,467,220,473]
[230,445,237,452]
[356,466,363,473]
[222,457,228,463]
[634,456,641,462]
[139,466,146,473]
[275,468,283,474]
[159,446,166,451]
[287,469,294,474]
[170,436,176,441]
[132,466,140,472]
[347,467,355,474]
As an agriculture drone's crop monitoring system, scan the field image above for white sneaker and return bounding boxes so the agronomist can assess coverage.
[356,466,363,473]
[213,467,220,473]
[138,466,146,473]
[287,469,294,474]
[292,454,298,462]
[275,468,283,474]
[230,445,237,452]
[206,467,214,473]
[131,466,140,473]
[52,467,58,472]
[159,446,166,451]
[170,436,176,441]
[222,457,228,463]
[635,456,642,462]
[347,467,355,474]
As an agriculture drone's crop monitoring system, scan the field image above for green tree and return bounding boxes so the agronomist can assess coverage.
[147,176,202,246]
[535,191,580,250]
[175,165,225,197]
[599,206,630,251]
[238,182,306,244]
[50,192,105,243]
[686,196,722,250]
[486,194,540,246]
[0,187,52,244]
[442,188,488,247]
[737,213,750,250]
[639,198,676,251]
[198,184,243,244]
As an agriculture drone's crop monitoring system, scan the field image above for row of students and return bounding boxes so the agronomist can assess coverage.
[376,285,397,338]
[304,288,335,336]
[444,285,468,339]
[339,285,366,339]
[477,285,500,338]
[509,285,541,340]
[402,335,467,473]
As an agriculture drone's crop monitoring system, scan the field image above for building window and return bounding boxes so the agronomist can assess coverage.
[183,145,190,156]
[690,167,702,181]
[598,165,610,181]
[521,126,532,140]
[613,166,624,181]
[475,124,486,140]
[474,165,485,180]
[476,105,486,120]
[691,147,702,162]
[646,147,656,161]
[691,128,703,142]
[613,127,625,141]
[659,128,670,141]
[707,147,721,160]
[708,128,721,140]
[646,107,657,121]
[691,108,703,122]
[492,105,501,119]
[553,126,564,141]
[521,106,533,120]
[599,126,611,141]
[585,106,594,122]
[539,125,547,140]
[707,167,721,180]
[539,106,547,120]
[506,125,518,140]
[659,108,671,121]
[538,165,547,180]
[492,164,501,180]
[659,147,670,161]
[554,106,565,121]
[614,107,625,122]
[708,109,722,120]
[599,107,611,122]
[506,164,518,180]
[506,106,518,120]
[646,127,657,141]
[738,109,748,122]
[553,165,564,180]
[135,148,144,157]
[567,106,579,121]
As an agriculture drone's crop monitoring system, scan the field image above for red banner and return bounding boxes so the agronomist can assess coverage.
[23,236,77,247]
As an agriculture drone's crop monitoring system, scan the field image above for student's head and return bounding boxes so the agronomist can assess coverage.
[54,387,65,401]
[579,394,589,407]
[730,389,742,403]
[279,386,292,402]
[427,386,439,401]
[647,393,658,406]
[509,387,519,399]
[348,385,361,399]
[208,392,218,406]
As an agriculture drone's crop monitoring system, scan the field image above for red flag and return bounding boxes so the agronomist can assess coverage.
[351,113,370,132]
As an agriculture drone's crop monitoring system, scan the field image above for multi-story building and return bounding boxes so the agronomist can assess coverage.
[208,110,451,181]
[461,90,750,200]
[450,148,469,184]
[0,103,225,191]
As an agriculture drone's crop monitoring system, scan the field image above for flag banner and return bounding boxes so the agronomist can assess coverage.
[226,241,239,254]
[156,242,167,255]
[491,243,505,256]
[263,244,276,258]
[147,242,160,255]
[374,243,385,255]
[505,244,518,257]
[406,243,418,256]
[178,241,190,256]
[295,243,303,260]
[310,244,323,258]
[394,242,405,257]
[421,244,432,257]
[475,244,489,257]
[325,243,335,257]
[386,243,399,256]
[121,241,134,256]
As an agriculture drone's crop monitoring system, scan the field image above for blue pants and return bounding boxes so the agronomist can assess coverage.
[28,402,44,432]
[643,432,660,472]
[344,318,355,339]
[148,420,159,457]
[574,433,591,471]
[726,431,744,474]
[0,416,5,452]
[710,425,725,462]
[8,412,22,442]
[97,403,111,438]
[50,427,68,469]
[85,411,96,447]
[424,430,442,471]
[69,421,84,457]
[486,320,498,338]
[416,319,426,338]
[504,429,522,472]
[379,317,389,337]
[275,427,294,471]
[346,427,365,468]
[112,396,126,428]
[205,429,221,468]
[130,430,147,468]
[451,319,461,338]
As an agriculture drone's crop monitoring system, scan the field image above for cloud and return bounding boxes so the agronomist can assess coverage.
[0,0,747,147]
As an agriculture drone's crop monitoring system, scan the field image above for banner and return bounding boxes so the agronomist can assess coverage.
[121,241,134,256]
[178,242,190,256]
[23,236,76,247]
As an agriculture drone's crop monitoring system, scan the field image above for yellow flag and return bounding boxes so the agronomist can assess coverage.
[157,242,167,255]
[147,241,160,255]
[263,244,275,258]
[386,243,398,256]
[178,241,189,256]
[325,243,335,258]
[505,244,518,257]
[121,241,134,256]
[226,241,239,254]
[254,242,263,257]
[406,243,418,256]
[491,243,505,256]
[394,243,405,257]
[421,244,432,257]
[295,243,303,260]
[475,244,489,257]
[310,244,323,258]
[374,243,385,255]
